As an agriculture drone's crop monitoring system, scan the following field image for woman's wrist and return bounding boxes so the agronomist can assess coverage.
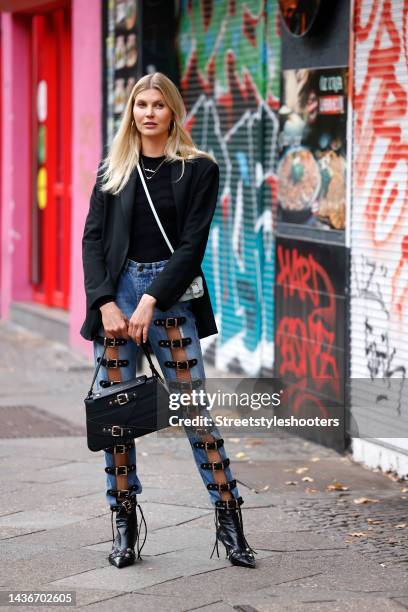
[99,300,116,313]
[143,293,157,306]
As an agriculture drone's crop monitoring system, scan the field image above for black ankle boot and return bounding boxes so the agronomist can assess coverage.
[211,498,256,569]
[109,498,147,569]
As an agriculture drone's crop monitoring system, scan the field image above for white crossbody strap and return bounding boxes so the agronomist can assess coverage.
[136,163,175,254]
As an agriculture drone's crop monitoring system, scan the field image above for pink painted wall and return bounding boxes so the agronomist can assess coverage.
[0,13,31,319]
[69,0,102,356]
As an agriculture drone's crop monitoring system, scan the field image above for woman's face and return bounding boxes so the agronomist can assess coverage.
[133,88,173,138]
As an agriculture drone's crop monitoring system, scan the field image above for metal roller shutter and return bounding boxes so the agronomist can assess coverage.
[350,0,408,453]
[177,0,280,375]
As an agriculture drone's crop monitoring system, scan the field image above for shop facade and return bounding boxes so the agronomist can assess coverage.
[0,0,407,473]
[0,0,102,352]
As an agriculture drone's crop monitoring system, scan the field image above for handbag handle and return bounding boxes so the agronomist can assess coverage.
[87,340,164,398]
[136,163,175,254]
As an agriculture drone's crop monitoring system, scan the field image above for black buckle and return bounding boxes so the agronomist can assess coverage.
[201,458,230,471]
[207,479,236,492]
[164,358,197,370]
[115,465,129,476]
[116,393,129,405]
[103,337,127,348]
[193,438,224,450]
[168,378,203,391]
[158,337,192,348]
[112,444,129,454]
[215,496,244,510]
[111,426,124,437]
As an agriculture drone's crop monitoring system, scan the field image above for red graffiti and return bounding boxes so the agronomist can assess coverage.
[353,0,408,317]
[276,246,340,415]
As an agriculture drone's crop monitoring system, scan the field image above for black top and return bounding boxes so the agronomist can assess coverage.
[127,154,178,262]
[93,154,178,310]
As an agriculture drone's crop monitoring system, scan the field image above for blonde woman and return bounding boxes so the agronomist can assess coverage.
[81,72,256,569]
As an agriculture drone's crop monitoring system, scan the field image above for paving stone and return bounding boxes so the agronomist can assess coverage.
[0,510,85,530]
[83,592,220,612]
[0,548,106,589]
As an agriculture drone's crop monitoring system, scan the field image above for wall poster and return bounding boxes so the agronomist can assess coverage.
[277,67,348,236]
[103,0,139,149]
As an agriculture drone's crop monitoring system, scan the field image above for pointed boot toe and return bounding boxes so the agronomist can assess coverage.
[229,549,256,568]
[109,547,136,568]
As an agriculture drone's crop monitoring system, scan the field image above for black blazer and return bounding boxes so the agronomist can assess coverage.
[80,156,219,341]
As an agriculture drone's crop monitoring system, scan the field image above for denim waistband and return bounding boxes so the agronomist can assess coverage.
[123,258,169,273]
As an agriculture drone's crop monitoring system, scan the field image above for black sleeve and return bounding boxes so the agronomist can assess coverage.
[91,295,116,311]
[145,160,219,311]
[82,166,116,310]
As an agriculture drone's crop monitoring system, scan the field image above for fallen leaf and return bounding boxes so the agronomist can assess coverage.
[327,481,349,491]
[305,487,318,494]
[349,532,367,537]
[353,497,379,504]
[235,452,247,459]
[395,523,406,529]
[310,457,320,462]
[285,480,298,485]
[261,485,270,491]
[367,518,382,525]
[302,476,314,482]
[401,487,408,493]
[296,467,309,474]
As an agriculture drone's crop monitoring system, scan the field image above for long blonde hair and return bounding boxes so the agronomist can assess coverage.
[100,72,214,194]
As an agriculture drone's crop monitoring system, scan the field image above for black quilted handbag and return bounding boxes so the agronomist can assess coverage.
[85,340,171,452]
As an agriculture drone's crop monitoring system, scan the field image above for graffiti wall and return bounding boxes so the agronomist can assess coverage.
[178,0,281,374]
[350,0,408,443]
[275,237,346,449]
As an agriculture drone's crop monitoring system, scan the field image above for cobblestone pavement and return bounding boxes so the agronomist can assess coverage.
[0,321,407,611]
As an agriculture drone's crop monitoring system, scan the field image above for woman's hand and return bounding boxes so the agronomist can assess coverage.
[128,294,157,345]
[100,302,129,339]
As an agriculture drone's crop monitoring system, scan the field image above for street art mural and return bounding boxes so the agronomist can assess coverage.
[350,0,408,435]
[274,238,346,449]
[178,0,281,374]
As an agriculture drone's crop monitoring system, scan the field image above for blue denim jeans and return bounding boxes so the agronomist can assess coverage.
[93,258,240,508]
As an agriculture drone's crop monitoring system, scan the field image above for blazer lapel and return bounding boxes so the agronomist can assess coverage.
[119,165,138,228]
[171,160,192,236]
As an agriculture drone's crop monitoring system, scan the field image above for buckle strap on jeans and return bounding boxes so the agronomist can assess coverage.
[200,458,230,471]
[164,358,197,370]
[105,464,136,476]
[215,496,244,510]
[107,484,138,498]
[154,316,186,328]
[97,357,129,369]
[193,438,224,450]
[111,498,137,513]
[207,479,237,492]
[168,379,203,391]
[104,442,135,454]
[95,336,128,347]
[158,337,192,348]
